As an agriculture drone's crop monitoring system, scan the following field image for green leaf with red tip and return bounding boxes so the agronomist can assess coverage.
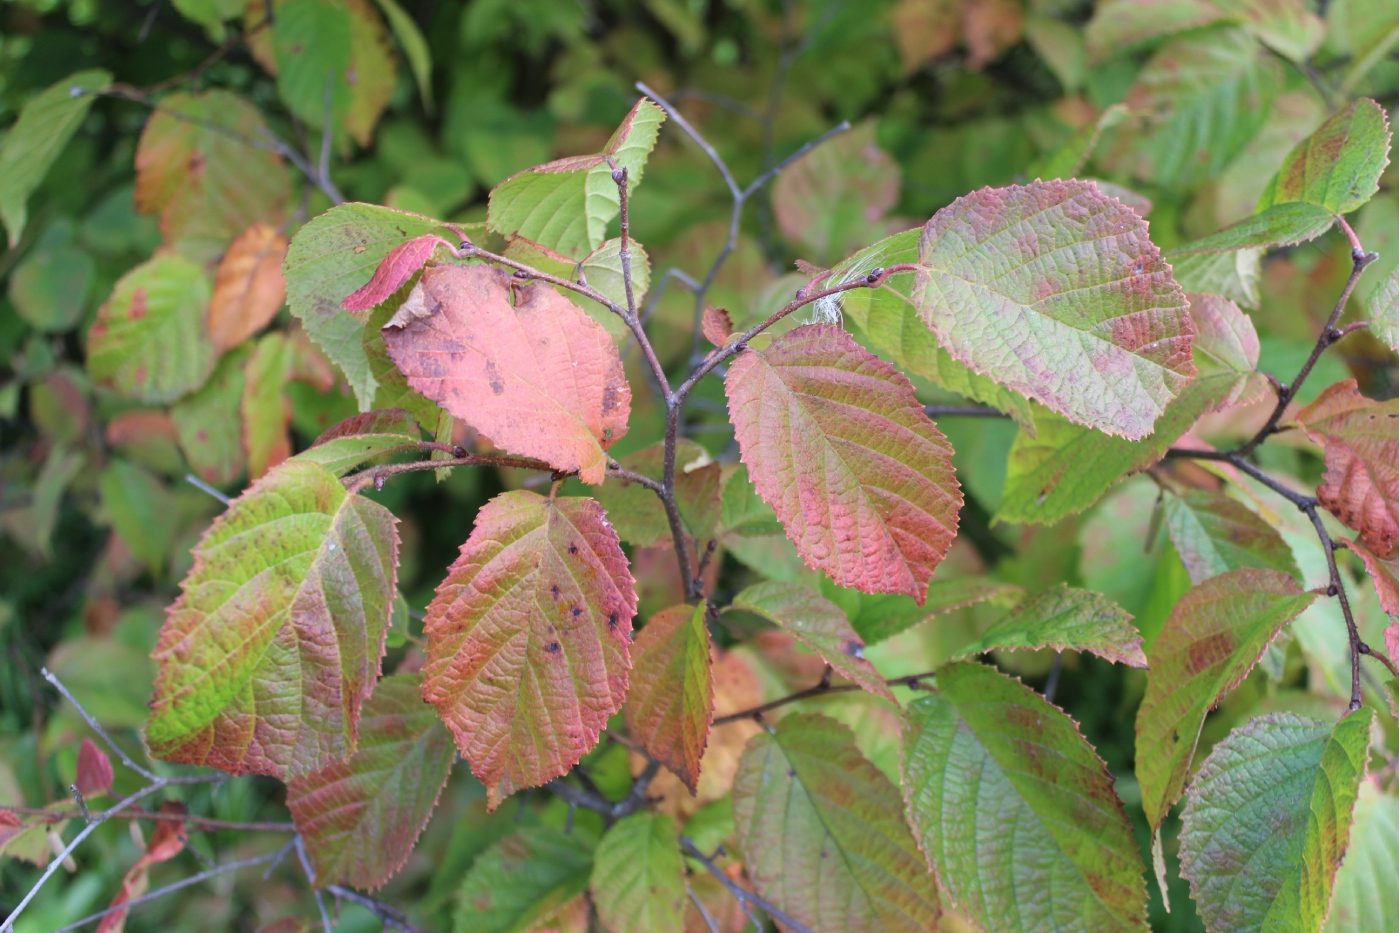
[421,491,635,809]
[951,583,1148,666]
[87,253,215,405]
[913,179,1194,439]
[1135,568,1318,830]
[382,264,631,484]
[725,323,962,601]
[1259,98,1392,217]
[146,458,399,781]
[902,661,1148,933]
[287,672,455,890]
[733,712,941,933]
[1179,710,1372,933]
[294,408,423,476]
[283,202,460,408]
[590,813,686,933]
[454,826,594,933]
[624,603,713,793]
[487,98,665,260]
[731,581,895,702]
[1165,489,1300,584]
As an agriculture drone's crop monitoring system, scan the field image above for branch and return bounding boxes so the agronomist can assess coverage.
[679,836,814,933]
[925,404,1010,419]
[328,886,434,933]
[545,757,662,824]
[0,806,294,833]
[345,451,556,494]
[712,668,937,726]
[295,835,334,933]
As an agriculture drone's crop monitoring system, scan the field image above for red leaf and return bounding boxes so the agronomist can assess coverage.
[624,603,714,793]
[422,492,636,808]
[1296,380,1399,559]
[701,306,733,348]
[73,738,113,798]
[312,408,419,446]
[98,802,187,933]
[724,323,962,602]
[382,265,631,484]
[342,235,448,312]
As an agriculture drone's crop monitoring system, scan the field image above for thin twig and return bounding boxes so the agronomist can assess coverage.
[328,885,432,933]
[679,836,814,933]
[185,473,232,504]
[712,668,937,725]
[295,836,334,933]
[686,881,722,933]
[42,668,160,782]
[0,806,295,833]
[345,452,555,493]
[924,404,1009,419]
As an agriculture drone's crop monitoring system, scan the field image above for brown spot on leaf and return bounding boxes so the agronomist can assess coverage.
[1186,632,1234,675]
[484,359,505,395]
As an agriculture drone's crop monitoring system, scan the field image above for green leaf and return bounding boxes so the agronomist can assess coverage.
[1135,568,1319,829]
[590,813,686,933]
[172,345,250,488]
[454,826,593,933]
[1085,0,1226,62]
[593,440,719,547]
[171,0,245,34]
[731,581,894,702]
[147,458,399,780]
[87,253,216,404]
[951,583,1147,666]
[487,97,665,260]
[100,460,176,576]
[271,0,353,129]
[624,603,713,793]
[242,331,295,480]
[1164,489,1300,584]
[913,180,1194,439]
[725,323,963,601]
[372,0,434,112]
[1170,248,1262,308]
[287,672,455,890]
[1367,269,1398,352]
[294,408,423,476]
[1124,27,1283,189]
[902,661,1148,933]
[0,70,112,247]
[1323,781,1398,933]
[8,237,95,333]
[581,237,651,313]
[1258,98,1392,217]
[1168,202,1337,258]
[421,491,636,808]
[1179,710,1372,933]
[823,575,1025,646]
[719,464,782,538]
[284,202,459,408]
[48,636,156,729]
[733,712,941,933]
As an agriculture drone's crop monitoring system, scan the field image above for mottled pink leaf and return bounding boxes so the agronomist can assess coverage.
[624,603,714,794]
[73,738,113,798]
[342,235,449,312]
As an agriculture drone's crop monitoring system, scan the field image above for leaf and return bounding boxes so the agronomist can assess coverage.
[343,234,452,312]
[1086,0,1227,61]
[372,0,434,112]
[9,236,96,333]
[1258,98,1392,217]
[718,464,781,538]
[242,332,295,480]
[726,323,962,601]
[283,202,460,408]
[487,98,665,260]
[951,583,1148,666]
[147,458,399,780]
[1368,269,1399,352]
[73,738,113,798]
[99,460,175,575]
[1124,27,1283,189]
[342,0,398,148]
[295,408,423,476]
[1178,710,1372,933]
[827,576,1024,645]
[624,603,714,793]
[1165,489,1300,585]
[732,712,941,932]
[581,237,652,312]
[998,292,1264,524]
[1295,380,1399,560]
[87,253,215,404]
[1135,568,1319,829]
[0,70,112,246]
[1170,248,1262,308]
[287,672,455,890]
[98,802,189,933]
[1168,202,1338,258]
[593,440,720,547]
[913,179,1194,439]
[135,91,291,262]
[382,264,631,484]
[1323,781,1398,933]
[701,306,733,348]
[591,813,687,933]
[902,661,1148,933]
[1338,537,1397,617]
[421,491,636,808]
[730,581,894,702]
[208,223,289,353]
[270,0,353,129]
[454,826,594,933]
[172,345,249,487]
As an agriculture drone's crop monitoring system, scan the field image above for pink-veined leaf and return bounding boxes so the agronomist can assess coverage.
[287,672,455,890]
[912,179,1194,439]
[1135,568,1318,829]
[97,802,189,933]
[730,581,895,702]
[732,712,941,933]
[342,234,451,312]
[950,583,1148,667]
[724,323,962,602]
[590,812,687,933]
[73,738,113,799]
[624,603,713,794]
[1295,380,1398,560]
[146,459,399,780]
[382,264,631,484]
[421,491,636,808]
[902,661,1148,933]
[293,408,424,477]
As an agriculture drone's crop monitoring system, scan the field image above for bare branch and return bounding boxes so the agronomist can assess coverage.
[679,836,814,933]
[328,885,434,933]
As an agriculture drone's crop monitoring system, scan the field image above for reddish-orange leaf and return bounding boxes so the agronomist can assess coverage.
[73,738,113,798]
[624,603,714,793]
[701,306,733,348]
[98,802,188,933]
[342,235,450,312]
[1296,380,1399,559]
[208,223,288,353]
[382,265,630,484]
[421,491,636,808]
[725,323,962,602]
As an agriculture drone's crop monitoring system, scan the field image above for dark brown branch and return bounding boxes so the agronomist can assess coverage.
[679,836,814,933]
[0,806,294,833]
[925,404,1009,419]
[345,452,555,493]
[545,758,661,824]
[713,669,937,726]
